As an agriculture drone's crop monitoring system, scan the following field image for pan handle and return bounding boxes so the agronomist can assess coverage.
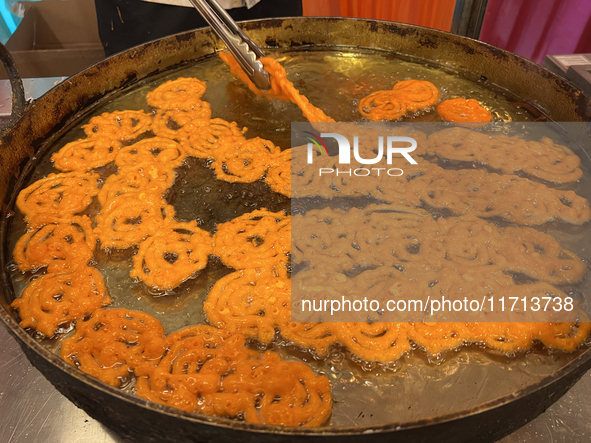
[0,42,27,132]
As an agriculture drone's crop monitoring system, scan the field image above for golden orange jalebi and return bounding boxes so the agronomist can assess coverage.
[219,52,335,122]
[392,79,439,111]
[11,267,110,337]
[428,127,583,183]
[336,322,412,363]
[16,172,99,220]
[357,79,439,120]
[534,321,591,352]
[204,269,290,344]
[152,109,213,140]
[212,209,290,270]
[94,192,175,249]
[82,110,153,141]
[203,260,591,361]
[279,322,338,357]
[219,350,332,426]
[97,162,176,207]
[60,308,167,387]
[135,326,248,412]
[115,137,187,170]
[51,136,122,172]
[135,325,332,426]
[293,155,591,226]
[178,117,246,158]
[292,208,586,285]
[358,90,407,121]
[265,148,291,196]
[14,215,96,273]
[130,221,212,290]
[147,77,208,110]
[436,98,492,124]
[9,61,591,428]
[407,323,470,356]
[211,136,280,183]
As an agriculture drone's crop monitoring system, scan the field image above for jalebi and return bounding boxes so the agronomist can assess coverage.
[147,77,208,111]
[130,221,212,290]
[212,209,290,270]
[14,215,96,273]
[428,127,583,183]
[60,308,166,386]
[51,136,122,172]
[436,98,492,124]
[82,110,153,141]
[11,267,110,337]
[16,172,99,220]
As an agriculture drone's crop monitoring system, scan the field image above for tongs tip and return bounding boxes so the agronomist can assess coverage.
[190,0,272,91]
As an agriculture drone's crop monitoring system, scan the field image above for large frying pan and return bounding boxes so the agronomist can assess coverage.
[1,18,591,443]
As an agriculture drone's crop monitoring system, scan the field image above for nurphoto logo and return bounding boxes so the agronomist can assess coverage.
[305,132,418,177]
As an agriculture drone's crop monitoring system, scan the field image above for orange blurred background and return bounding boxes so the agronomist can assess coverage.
[302,0,457,32]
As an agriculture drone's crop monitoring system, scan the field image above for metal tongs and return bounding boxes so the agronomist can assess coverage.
[188,0,271,90]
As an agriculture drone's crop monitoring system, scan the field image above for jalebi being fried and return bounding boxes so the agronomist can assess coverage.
[293,155,591,225]
[115,137,187,170]
[179,117,247,158]
[219,52,335,122]
[60,309,167,387]
[265,148,291,196]
[336,322,412,363]
[407,323,470,355]
[392,79,439,111]
[415,166,590,225]
[11,58,591,429]
[147,77,208,110]
[278,322,339,357]
[16,172,99,220]
[135,326,247,412]
[97,162,176,207]
[51,136,122,172]
[534,321,591,352]
[152,109,213,140]
[436,98,492,124]
[135,325,332,426]
[427,127,583,183]
[82,110,153,141]
[211,137,280,183]
[11,267,111,337]
[220,351,332,427]
[358,90,407,121]
[14,215,96,273]
[204,269,290,344]
[130,221,212,290]
[292,208,586,285]
[212,209,290,270]
[94,193,175,249]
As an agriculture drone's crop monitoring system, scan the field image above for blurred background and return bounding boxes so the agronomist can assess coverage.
[2,0,590,64]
